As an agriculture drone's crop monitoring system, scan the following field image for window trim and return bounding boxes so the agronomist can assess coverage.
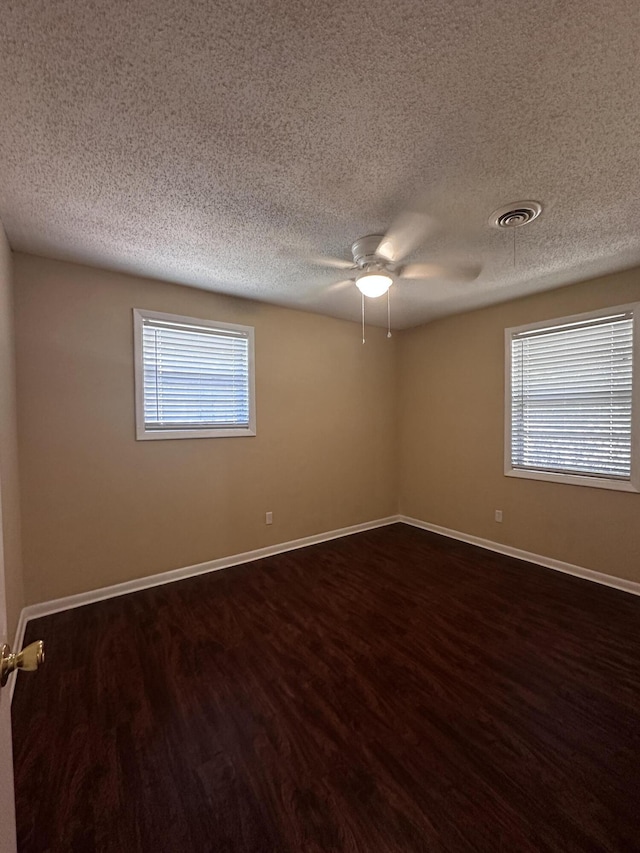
[504,303,640,492]
[133,308,256,441]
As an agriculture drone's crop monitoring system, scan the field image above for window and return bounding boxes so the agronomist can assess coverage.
[133,309,255,440]
[505,304,639,491]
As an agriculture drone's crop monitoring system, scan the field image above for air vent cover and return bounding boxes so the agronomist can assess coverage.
[490,201,542,229]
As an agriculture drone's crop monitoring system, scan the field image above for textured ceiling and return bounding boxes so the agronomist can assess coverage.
[2,0,640,328]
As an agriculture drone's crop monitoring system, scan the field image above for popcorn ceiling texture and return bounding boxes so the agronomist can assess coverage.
[1,0,640,328]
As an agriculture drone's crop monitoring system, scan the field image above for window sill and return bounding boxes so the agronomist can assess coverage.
[504,466,639,492]
[136,426,256,441]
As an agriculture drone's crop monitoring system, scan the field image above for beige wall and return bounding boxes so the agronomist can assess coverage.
[0,228,24,640]
[13,251,640,606]
[398,268,640,584]
[14,254,398,603]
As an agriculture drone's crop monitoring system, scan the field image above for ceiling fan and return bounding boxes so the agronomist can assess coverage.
[310,210,481,300]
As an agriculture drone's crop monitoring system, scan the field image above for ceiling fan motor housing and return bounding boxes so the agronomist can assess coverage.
[351,235,386,268]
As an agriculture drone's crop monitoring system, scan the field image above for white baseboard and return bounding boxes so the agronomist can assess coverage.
[399,516,640,597]
[12,511,639,705]
[18,515,402,626]
[8,514,396,703]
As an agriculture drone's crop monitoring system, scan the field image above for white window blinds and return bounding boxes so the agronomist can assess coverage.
[141,316,251,431]
[510,312,634,480]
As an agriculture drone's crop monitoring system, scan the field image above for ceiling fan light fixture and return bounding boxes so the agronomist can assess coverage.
[355,270,394,298]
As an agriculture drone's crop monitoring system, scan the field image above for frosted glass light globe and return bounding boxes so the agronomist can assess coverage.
[355,271,393,298]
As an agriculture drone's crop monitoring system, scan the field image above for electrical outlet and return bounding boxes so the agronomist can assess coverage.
[265,511,273,525]
[495,509,503,523]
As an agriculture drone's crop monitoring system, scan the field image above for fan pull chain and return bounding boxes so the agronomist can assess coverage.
[361,291,366,344]
[387,288,392,338]
[513,228,516,267]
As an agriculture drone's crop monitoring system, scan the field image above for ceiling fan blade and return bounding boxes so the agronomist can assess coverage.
[376,210,437,264]
[324,278,355,293]
[306,255,354,271]
[400,262,481,282]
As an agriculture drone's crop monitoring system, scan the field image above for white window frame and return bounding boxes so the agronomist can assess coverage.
[504,303,640,492]
[133,309,256,440]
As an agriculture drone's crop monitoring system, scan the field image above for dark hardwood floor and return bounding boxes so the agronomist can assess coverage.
[12,524,640,852]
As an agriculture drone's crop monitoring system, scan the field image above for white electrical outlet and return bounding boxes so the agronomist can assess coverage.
[495,509,503,522]
[265,511,273,525]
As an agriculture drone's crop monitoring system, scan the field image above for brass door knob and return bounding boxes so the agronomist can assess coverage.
[1,640,45,687]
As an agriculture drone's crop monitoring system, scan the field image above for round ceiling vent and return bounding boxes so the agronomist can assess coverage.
[489,201,542,229]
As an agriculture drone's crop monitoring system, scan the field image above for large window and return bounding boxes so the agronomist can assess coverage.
[133,309,255,440]
[505,304,639,491]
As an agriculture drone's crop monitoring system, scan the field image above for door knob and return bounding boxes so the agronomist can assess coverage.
[1,640,45,687]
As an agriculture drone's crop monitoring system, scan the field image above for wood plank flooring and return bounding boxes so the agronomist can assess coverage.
[11,524,640,852]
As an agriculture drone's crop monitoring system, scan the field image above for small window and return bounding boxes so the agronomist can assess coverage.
[133,309,255,440]
[505,305,639,491]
